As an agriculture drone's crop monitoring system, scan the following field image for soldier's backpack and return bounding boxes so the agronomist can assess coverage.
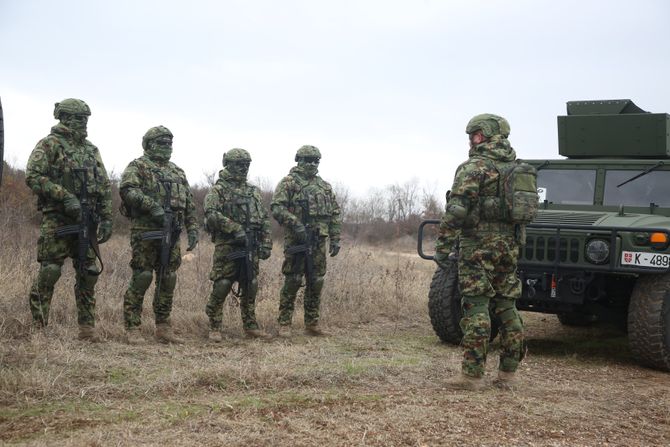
[496,160,539,224]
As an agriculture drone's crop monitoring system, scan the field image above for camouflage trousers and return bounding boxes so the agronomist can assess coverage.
[458,233,524,377]
[29,213,100,327]
[123,229,182,329]
[278,237,327,326]
[205,243,261,330]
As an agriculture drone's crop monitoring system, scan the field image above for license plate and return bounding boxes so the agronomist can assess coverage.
[621,251,670,268]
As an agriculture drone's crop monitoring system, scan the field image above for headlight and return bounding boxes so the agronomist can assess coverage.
[585,239,610,264]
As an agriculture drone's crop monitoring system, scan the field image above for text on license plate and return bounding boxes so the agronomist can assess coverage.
[621,251,670,268]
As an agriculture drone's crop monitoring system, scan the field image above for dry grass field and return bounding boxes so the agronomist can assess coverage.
[1,227,669,446]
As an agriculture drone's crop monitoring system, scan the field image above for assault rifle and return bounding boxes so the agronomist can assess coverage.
[55,167,103,277]
[140,181,181,301]
[285,199,317,296]
[226,200,258,298]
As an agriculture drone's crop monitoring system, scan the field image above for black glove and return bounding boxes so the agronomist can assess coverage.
[329,240,340,257]
[97,220,113,244]
[293,222,306,243]
[63,194,81,219]
[187,230,199,251]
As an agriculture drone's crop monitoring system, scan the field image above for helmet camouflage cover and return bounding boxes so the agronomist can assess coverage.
[53,98,91,119]
[142,125,173,150]
[223,147,252,166]
[465,114,511,138]
[295,145,321,161]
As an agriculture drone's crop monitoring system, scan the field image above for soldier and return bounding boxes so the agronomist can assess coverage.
[435,114,527,390]
[26,98,113,341]
[204,148,273,341]
[119,125,198,344]
[272,145,341,336]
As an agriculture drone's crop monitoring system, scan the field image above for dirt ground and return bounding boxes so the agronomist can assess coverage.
[1,311,669,447]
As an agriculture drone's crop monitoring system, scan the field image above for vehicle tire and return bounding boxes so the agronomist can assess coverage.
[628,273,670,372]
[428,262,500,345]
[557,312,596,327]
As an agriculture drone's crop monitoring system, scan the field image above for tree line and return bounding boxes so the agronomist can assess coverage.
[0,161,444,244]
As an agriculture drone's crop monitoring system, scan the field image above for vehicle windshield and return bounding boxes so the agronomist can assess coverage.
[604,170,670,207]
[537,169,596,205]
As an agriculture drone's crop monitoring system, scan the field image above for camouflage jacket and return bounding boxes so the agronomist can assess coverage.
[204,169,272,250]
[271,166,341,241]
[119,155,198,232]
[25,123,112,220]
[436,136,517,252]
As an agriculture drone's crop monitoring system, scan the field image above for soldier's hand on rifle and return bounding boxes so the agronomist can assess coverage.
[259,246,271,260]
[150,202,165,223]
[63,194,81,219]
[98,220,113,244]
[187,229,199,251]
[329,239,340,257]
[293,222,306,242]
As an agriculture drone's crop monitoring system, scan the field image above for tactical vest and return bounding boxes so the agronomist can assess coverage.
[205,180,265,235]
[40,136,105,212]
[120,157,188,218]
[288,175,336,234]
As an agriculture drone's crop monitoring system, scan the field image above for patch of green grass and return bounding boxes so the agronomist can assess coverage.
[106,367,132,384]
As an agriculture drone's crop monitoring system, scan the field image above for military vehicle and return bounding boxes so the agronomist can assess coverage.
[418,99,670,371]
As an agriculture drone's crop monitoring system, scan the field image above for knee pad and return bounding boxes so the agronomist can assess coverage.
[211,278,233,300]
[78,271,98,290]
[246,278,258,298]
[284,274,303,293]
[39,263,62,289]
[131,270,154,294]
[495,299,523,333]
[310,275,325,296]
[161,272,177,294]
[462,295,489,318]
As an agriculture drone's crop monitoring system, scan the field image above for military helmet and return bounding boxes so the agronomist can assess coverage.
[142,125,173,150]
[223,148,252,166]
[295,145,321,162]
[53,98,91,119]
[465,114,510,138]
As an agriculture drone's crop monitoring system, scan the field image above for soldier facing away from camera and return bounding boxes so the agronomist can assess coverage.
[25,98,113,341]
[271,145,341,336]
[435,114,534,390]
[119,125,198,344]
[203,148,273,341]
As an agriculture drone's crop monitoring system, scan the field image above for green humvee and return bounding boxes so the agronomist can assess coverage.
[419,99,670,371]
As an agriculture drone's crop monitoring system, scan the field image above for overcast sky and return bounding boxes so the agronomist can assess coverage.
[2,0,669,198]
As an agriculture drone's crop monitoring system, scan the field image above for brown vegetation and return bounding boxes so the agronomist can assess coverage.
[1,165,669,446]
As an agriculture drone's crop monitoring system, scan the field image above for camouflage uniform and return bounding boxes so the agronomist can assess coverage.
[204,149,272,334]
[120,126,198,338]
[25,99,112,336]
[272,145,341,331]
[436,114,525,380]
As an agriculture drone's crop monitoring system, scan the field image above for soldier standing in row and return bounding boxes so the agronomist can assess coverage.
[435,114,527,390]
[119,126,199,344]
[272,145,341,336]
[26,98,113,341]
[204,148,273,341]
